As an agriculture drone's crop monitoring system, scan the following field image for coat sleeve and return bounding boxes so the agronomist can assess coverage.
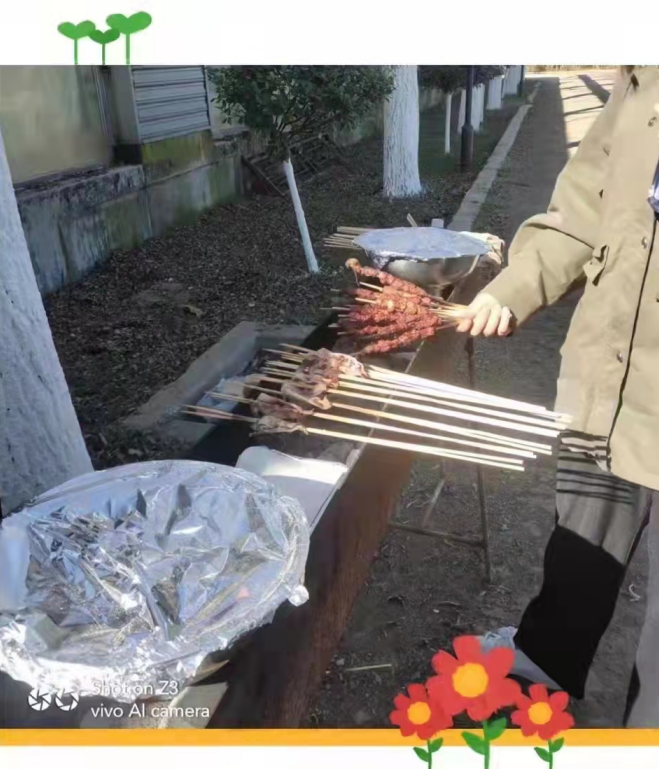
[485,74,629,324]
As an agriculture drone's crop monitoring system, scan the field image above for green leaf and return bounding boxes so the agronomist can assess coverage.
[535,747,552,762]
[428,738,443,753]
[57,21,96,40]
[484,717,507,742]
[89,28,121,44]
[462,732,487,755]
[107,12,152,35]
[549,738,564,753]
[413,747,430,762]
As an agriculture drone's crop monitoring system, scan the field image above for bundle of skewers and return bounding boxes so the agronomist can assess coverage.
[327,258,468,355]
[182,346,572,473]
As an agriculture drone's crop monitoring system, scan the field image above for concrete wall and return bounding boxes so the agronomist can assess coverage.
[18,132,243,295]
[19,86,442,296]
[0,67,111,185]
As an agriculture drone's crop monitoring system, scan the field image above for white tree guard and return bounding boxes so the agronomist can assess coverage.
[444,91,452,155]
[383,65,422,198]
[457,88,466,133]
[282,158,319,273]
[487,76,503,110]
[0,129,92,513]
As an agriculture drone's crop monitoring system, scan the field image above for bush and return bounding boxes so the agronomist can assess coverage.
[208,66,394,160]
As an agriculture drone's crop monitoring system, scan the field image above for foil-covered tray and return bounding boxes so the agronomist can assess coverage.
[0,461,309,700]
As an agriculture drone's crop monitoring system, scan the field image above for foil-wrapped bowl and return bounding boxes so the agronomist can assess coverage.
[354,227,490,289]
[0,461,310,701]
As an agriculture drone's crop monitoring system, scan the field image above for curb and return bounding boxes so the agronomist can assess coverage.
[448,82,541,233]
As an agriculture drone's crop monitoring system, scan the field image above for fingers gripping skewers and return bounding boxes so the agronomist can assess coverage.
[328,259,469,355]
[181,347,572,473]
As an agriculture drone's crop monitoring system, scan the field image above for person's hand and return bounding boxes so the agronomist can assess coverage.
[455,292,514,337]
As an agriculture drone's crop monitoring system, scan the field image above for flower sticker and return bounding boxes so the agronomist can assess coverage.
[389,683,451,766]
[512,684,574,767]
[427,635,521,721]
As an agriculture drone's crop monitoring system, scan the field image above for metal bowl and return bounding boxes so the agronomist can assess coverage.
[386,253,480,290]
[354,227,489,292]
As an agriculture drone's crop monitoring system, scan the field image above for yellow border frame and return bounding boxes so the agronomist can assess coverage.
[1,730,659,746]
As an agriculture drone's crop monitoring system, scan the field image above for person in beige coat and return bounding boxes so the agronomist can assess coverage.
[458,66,659,726]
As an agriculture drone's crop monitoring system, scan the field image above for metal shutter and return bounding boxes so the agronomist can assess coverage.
[131,66,211,143]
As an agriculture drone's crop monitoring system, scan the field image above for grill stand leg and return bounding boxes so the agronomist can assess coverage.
[466,336,492,582]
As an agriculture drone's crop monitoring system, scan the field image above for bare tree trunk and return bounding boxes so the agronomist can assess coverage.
[383,65,422,198]
[0,128,92,513]
[282,157,319,274]
[444,91,452,155]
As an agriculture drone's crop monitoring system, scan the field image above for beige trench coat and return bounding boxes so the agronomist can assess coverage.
[486,67,659,490]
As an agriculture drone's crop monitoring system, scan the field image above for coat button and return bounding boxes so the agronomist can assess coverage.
[642,236,649,249]
[650,117,658,127]
[617,351,624,363]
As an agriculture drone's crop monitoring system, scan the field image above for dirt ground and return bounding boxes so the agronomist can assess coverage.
[307,72,648,729]
[44,97,522,471]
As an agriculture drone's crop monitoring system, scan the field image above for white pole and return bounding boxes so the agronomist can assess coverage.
[0,128,93,512]
[444,91,452,155]
[457,88,466,133]
[282,157,319,274]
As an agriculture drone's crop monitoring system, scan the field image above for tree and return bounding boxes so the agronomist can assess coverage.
[0,128,92,513]
[383,66,422,198]
[420,67,505,151]
[210,66,393,273]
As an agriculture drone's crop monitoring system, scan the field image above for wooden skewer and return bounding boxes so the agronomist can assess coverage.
[260,362,563,424]
[202,394,534,460]
[367,365,571,421]
[330,379,565,429]
[311,411,532,459]
[332,402,553,453]
[328,389,561,438]
[305,426,524,472]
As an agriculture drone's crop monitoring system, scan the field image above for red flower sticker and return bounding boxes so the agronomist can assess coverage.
[427,635,521,721]
[390,683,453,740]
[512,684,575,741]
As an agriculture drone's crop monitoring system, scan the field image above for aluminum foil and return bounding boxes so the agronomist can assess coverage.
[0,461,309,700]
[354,227,490,268]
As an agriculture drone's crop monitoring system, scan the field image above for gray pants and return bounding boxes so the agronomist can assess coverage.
[514,448,658,724]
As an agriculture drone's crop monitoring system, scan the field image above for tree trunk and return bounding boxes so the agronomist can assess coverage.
[383,65,422,198]
[444,91,452,155]
[282,157,319,274]
[0,128,92,513]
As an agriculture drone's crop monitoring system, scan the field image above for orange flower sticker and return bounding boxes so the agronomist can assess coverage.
[427,635,521,721]
[390,683,453,740]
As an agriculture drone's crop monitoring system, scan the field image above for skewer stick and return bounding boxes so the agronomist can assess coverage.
[266,347,567,421]
[311,412,533,459]
[330,379,565,429]
[337,372,550,414]
[328,389,561,438]
[367,365,571,421]
[203,393,534,460]
[305,426,524,472]
[332,402,553,453]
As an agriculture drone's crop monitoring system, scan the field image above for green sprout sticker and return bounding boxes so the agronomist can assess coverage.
[57,21,96,65]
[89,29,121,65]
[57,12,152,64]
[106,13,153,65]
